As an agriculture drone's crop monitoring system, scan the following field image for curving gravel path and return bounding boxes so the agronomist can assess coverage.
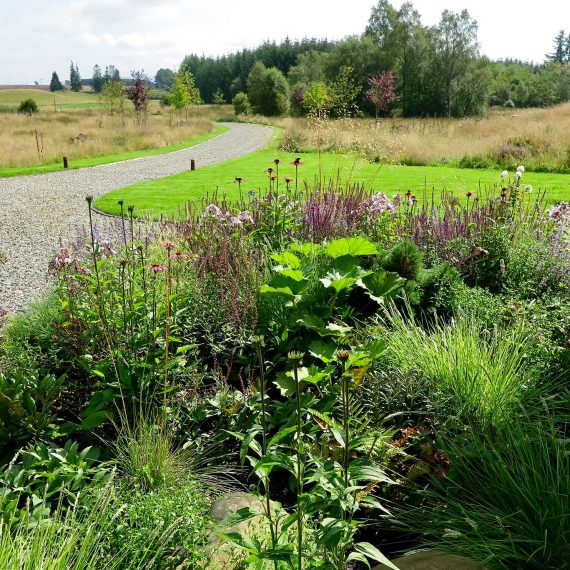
[0,122,273,315]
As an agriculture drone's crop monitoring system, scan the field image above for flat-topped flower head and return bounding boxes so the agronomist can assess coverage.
[266,167,273,174]
[284,177,294,183]
[234,177,245,183]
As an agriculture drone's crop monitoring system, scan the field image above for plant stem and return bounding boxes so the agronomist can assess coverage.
[293,360,303,570]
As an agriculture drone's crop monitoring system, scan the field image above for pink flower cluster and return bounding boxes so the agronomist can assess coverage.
[201,204,254,228]
[362,192,397,216]
[547,202,570,225]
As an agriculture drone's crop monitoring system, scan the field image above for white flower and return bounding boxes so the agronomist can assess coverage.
[501,170,508,179]
[515,171,522,179]
[524,184,533,193]
[517,165,525,173]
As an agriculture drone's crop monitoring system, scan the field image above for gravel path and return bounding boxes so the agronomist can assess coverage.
[0,122,273,315]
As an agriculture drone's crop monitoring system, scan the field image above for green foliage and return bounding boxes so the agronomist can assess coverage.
[327,66,361,117]
[0,370,64,457]
[0,441,111,525]
[101,79,125,115]
[107,478,211,569]
[259,238,405,357]
[212,87,226,104]
[170,70,202,112]
[155,67,175,90]
[381,309,543,428]
[302,82,330,114]
[382,240,423,280]
[69,61,82,92]
[17,98,38,114]
[405,415,570,569]
[49,71,64,92]
[232,91,252,115]
[247,61,290,116]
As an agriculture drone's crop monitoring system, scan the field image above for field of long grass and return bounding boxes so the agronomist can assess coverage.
[275,103,570,173]
[0,104,232,172]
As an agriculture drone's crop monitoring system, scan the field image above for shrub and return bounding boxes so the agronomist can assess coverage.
[247,61,290,116]
[382,240,423,280]
[232,91,251,115]
[17,98,38,114]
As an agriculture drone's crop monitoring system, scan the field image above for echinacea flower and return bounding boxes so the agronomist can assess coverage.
[273,159,280,165]
[266,167,274,174]
[170,251,184,259]
[292,158,303,166]
[465,191,473,198]
[147,264,167,272]
[234,177,245,183]
[162,241,176,250]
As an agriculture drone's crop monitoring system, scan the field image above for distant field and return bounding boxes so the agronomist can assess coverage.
[95,134,570,219]
[0,88,102,109]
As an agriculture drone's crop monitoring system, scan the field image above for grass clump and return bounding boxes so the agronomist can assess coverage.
[405,415,570,569]
[380,309,542,428]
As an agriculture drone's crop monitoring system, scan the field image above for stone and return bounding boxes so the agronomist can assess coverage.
[374,550,487,570]
[206,492,282,570]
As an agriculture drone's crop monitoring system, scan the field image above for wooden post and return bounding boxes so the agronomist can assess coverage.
[191,159,196,171]
[63,156,68,169]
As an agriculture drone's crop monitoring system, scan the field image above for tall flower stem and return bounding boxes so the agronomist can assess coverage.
[290,352,304,570]
[254,337,277,569]
[162,256,172,433]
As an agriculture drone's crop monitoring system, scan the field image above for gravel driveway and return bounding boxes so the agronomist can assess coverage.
[0,122,273,315]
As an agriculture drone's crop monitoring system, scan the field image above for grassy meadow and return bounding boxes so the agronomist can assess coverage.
[96,132,570,218]
[0,97,233,174]
[277,102,570,173]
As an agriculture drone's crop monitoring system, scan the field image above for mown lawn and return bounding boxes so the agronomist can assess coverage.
[96,133,570,218]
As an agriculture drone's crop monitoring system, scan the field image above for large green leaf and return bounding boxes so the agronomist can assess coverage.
[325,237,379,259]
[259,284,295,298]
[353,542,400,570]
[359,270,405,304]
[320,274,357,293]
[270,251,301,268]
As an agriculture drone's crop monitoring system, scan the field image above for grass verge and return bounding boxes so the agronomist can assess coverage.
[95,131,570,218]
[0,125,228,177]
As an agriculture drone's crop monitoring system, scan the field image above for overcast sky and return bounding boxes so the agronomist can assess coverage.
[1,0,569,84]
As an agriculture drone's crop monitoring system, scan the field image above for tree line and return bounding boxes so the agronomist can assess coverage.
[176,1,570,117]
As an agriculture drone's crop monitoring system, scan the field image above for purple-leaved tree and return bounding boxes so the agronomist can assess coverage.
[365,71,399,121]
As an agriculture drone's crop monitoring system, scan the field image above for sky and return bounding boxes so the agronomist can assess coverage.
[1,0,569,84]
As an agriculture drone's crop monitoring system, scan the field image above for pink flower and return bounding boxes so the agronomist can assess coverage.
[147,264,167,272]
[162,241,176,250]
[170,251,184,259]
